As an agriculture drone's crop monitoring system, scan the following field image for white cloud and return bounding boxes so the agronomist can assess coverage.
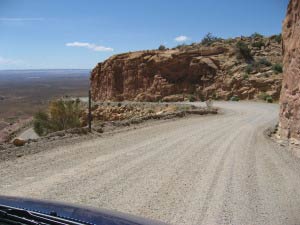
[174,35,189,42]
[0,56,21,65]
[0,17,44,22]
[66,42,113,52]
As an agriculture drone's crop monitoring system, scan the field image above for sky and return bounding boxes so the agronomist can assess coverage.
[0,0,289,70]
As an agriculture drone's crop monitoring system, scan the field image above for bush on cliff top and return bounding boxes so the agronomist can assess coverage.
[251,32,264,39]
[158,45,166,51]
[201,33,222,46]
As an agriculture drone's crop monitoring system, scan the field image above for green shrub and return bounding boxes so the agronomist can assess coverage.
[262,73,270,78]
[258,92,270,101]
[200,95,205,102]
[224,38,234,44]
[230,96,240,101]
[201,33,222,46]
[175,44,187,49]
[33,111,51,136]
[272,63,283,73]
[251,32,264,39]
[33,99,83,136]
[147,109,155,113]
[258,92,273,103]
[274,34,282,43]
[236,41,253,61]
[158,45,166,51]
[258,58,272,67]
[188,95,197,102]
[212,93,219,100]
[243,73,249,79]
[245,64,254,74]
[266,96,273,103]
[252,41,265,48]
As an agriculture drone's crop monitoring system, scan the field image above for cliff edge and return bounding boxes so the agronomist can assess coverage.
[91,35,282,102]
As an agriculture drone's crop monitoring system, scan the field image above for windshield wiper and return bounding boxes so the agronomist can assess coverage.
[0,204,89,225]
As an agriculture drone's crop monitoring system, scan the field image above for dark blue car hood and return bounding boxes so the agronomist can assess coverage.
[0,195,168,225]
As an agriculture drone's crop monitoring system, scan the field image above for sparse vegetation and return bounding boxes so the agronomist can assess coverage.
[245,64,254,74]
[243,73,249,79]
[158,45,166,51]
[258,92,273,103]
[188,95,197,102]
[212,93,219,100]
[244,58,272,74]
[230,96,240,101]
[258,58,272,67]
[258,92,269,100]
[33,99,83,136]
[33,111,51,136]
[266,96,273,103]
[252,40,265,49]
[272,63,283,73]
[201,33,222,46]
[236,41,253,61]
[175,44,187,49]
[224,38,234,44]
[251,32,264,39]
[274,34,282,43]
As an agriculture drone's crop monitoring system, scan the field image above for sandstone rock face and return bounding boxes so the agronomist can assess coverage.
[279,0,300,141]
[91,36,282,102]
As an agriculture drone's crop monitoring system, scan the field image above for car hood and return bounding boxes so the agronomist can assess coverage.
[0,195,168,225]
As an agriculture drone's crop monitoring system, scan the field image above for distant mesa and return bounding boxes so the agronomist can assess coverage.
[26,76,41,79]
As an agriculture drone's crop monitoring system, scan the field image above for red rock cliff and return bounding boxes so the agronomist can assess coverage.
[279,0,300,141]
[91,36,282,102]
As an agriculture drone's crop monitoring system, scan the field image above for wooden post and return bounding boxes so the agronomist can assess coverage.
[88,90,92,132]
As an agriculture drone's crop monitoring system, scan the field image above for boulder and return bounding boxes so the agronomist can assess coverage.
[12,138,26,147]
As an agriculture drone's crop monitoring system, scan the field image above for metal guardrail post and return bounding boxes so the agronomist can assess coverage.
[88,90,92,132]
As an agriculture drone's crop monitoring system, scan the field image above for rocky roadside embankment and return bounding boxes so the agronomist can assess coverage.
[0,102,217,161]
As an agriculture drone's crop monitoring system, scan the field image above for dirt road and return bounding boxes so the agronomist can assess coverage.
[1,102,300,225]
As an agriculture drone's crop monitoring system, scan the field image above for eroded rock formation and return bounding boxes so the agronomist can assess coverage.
[279,0,300,141]
[91,36,282,102]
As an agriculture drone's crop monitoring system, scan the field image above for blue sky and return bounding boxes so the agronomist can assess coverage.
[0,0,289,70]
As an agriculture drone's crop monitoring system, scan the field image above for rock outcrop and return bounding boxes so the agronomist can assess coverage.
[91,36,282,102]
[279,0,300,141]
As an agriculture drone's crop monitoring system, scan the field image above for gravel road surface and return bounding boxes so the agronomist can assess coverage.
[1,102,300,225]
